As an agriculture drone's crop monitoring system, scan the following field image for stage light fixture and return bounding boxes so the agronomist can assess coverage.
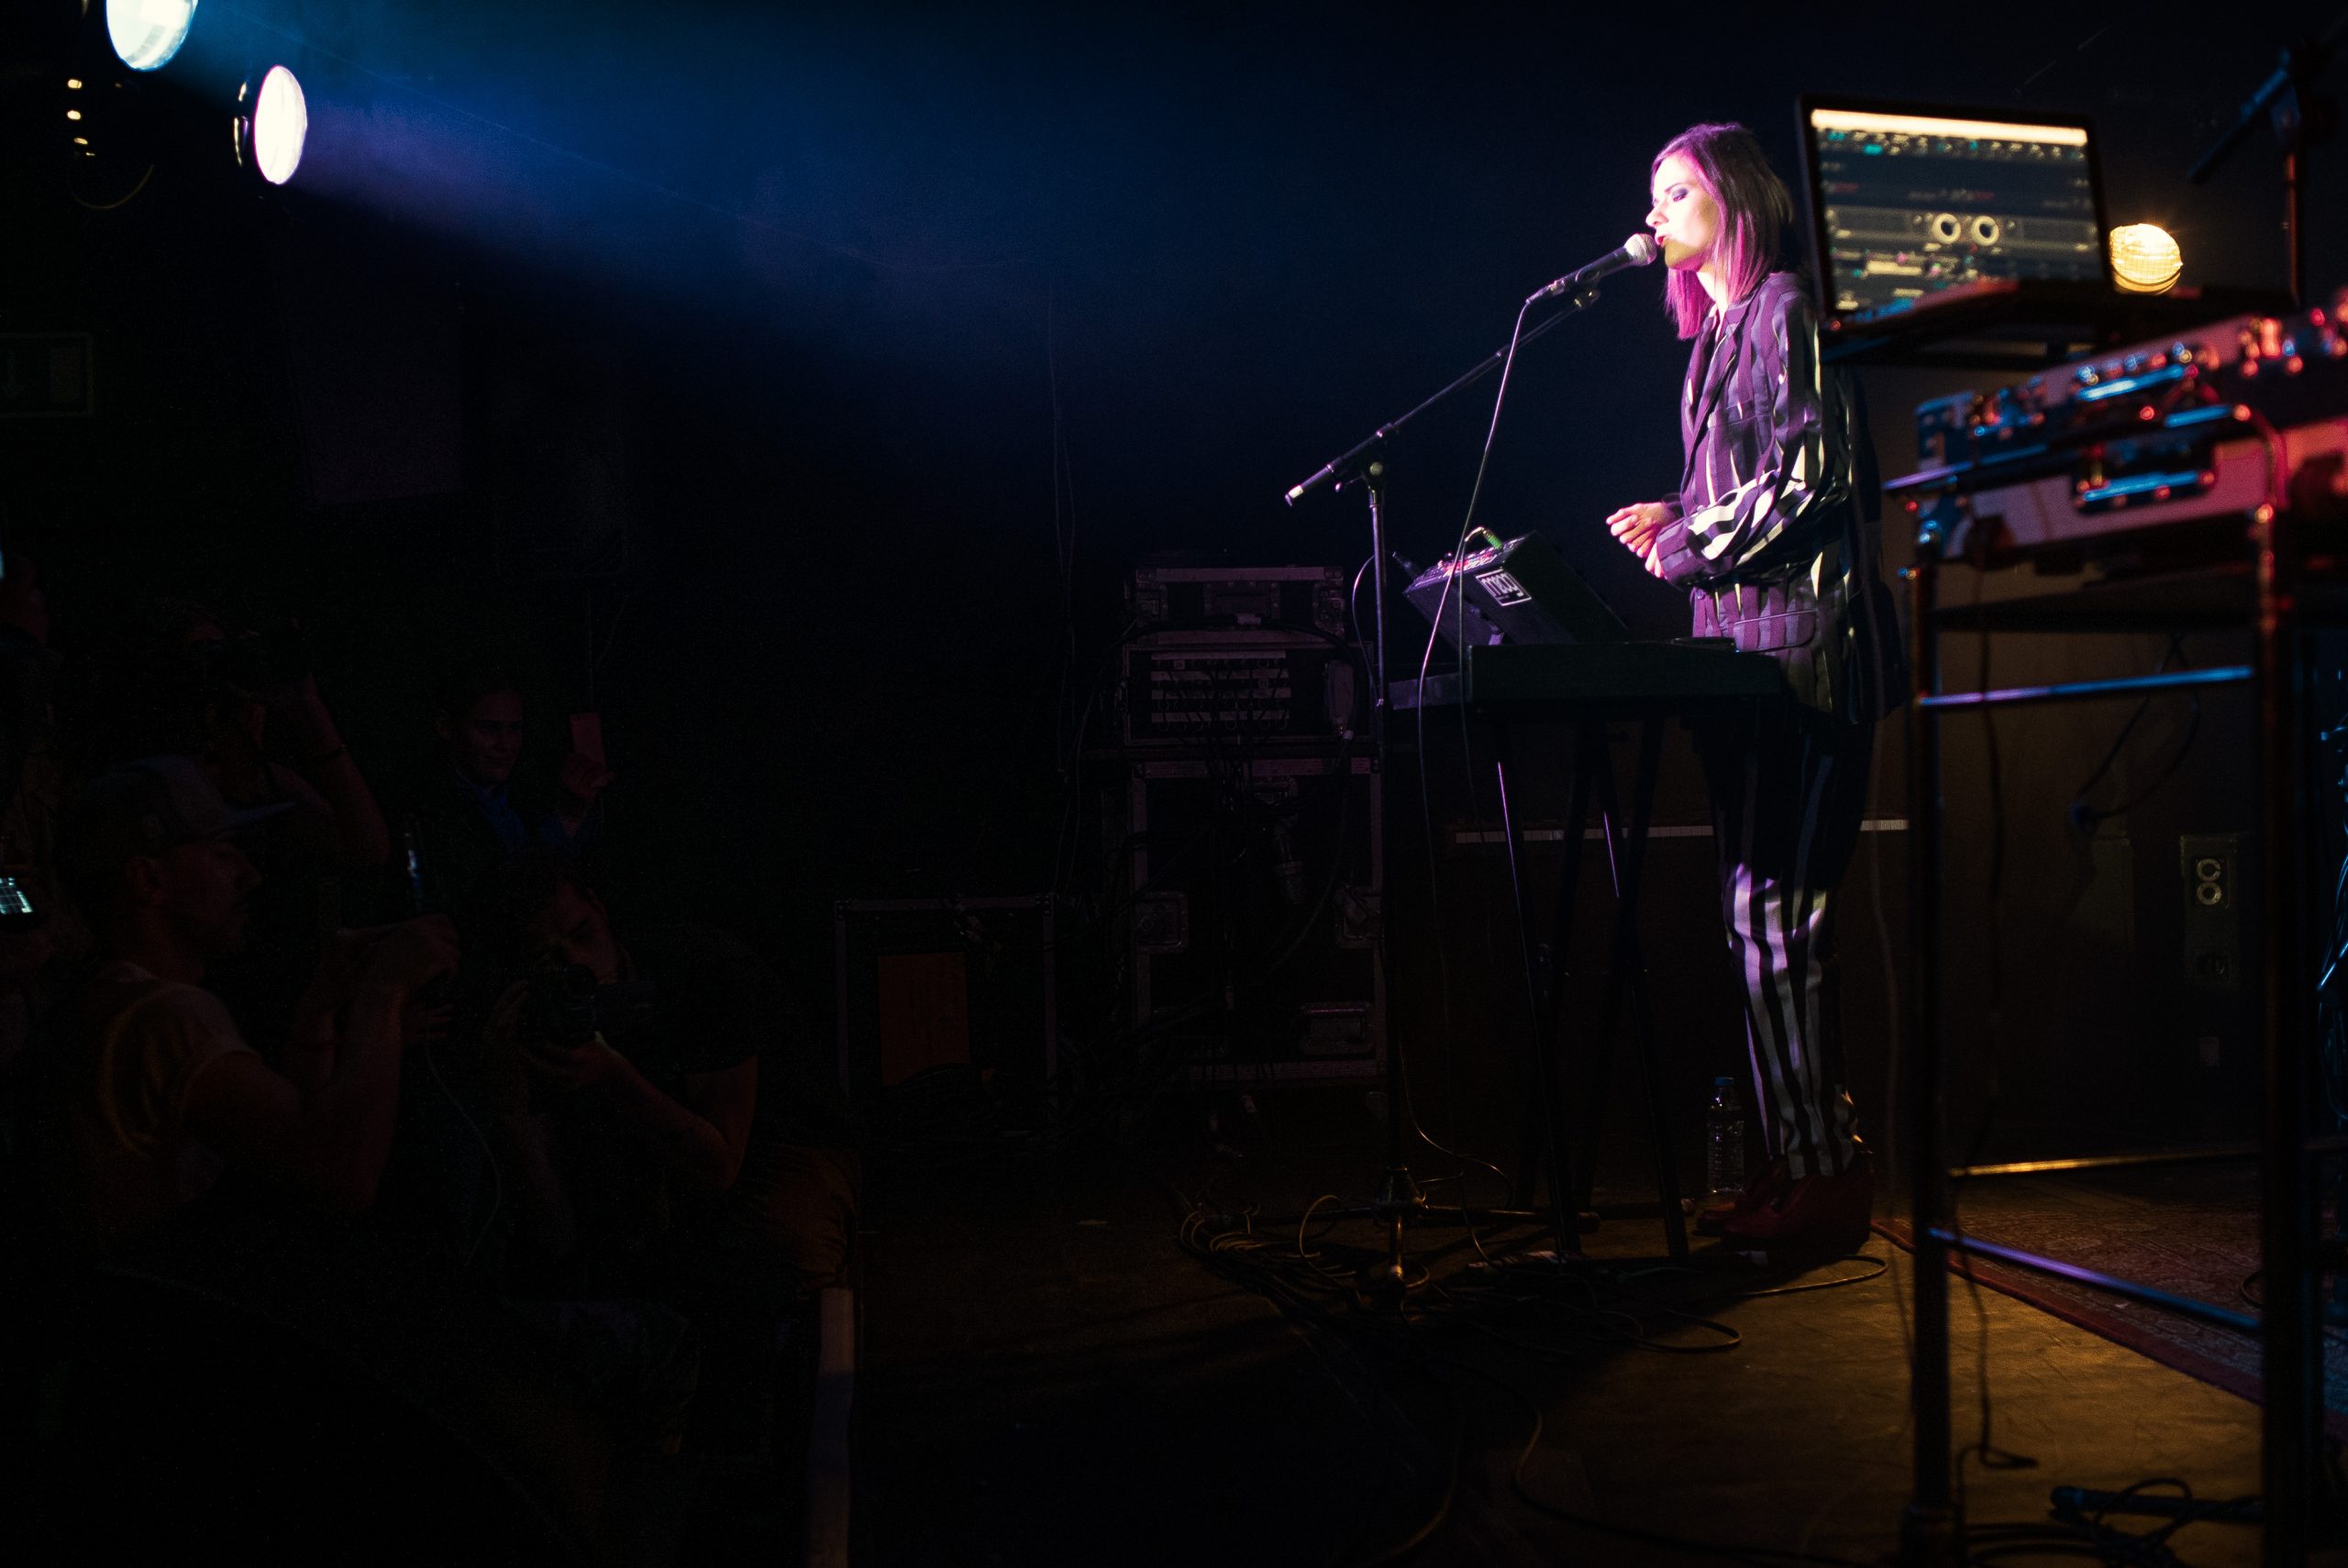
[105,0,199,72]
[2110,224,2183,294]
[233,65,308,186]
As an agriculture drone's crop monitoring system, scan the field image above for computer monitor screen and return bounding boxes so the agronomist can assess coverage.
[1801,103,2107,318]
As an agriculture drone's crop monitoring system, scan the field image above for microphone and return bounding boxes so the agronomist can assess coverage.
[1526,234,1659,303]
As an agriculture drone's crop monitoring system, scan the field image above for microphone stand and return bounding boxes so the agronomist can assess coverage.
[1280,282,1608,1294]
[2187,11,2344,309]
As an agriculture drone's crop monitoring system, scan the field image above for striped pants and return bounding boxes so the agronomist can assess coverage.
[1693,710,1874,1180]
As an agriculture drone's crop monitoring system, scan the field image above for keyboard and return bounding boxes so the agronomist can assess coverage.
[1389,642,1788,717]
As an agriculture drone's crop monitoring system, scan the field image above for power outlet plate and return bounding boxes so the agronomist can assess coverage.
[2179,834,2242,992]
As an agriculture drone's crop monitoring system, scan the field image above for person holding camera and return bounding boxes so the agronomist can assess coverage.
[34,756,455,1251]
[473,849,856,1452]
[210,630,392,878]
[83,598,390,874]
[474,862,758,1271]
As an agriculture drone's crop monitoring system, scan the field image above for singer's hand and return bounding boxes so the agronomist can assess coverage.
[1605,502,1672,558]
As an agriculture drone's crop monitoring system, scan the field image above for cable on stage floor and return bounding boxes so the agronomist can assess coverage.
[1179,1194,2243,1566]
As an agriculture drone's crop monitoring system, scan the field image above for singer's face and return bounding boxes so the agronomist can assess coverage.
[1647,153,1720,271]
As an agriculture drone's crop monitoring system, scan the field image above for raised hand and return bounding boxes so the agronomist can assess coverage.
[357,915,460,999]
[556,751,615,824]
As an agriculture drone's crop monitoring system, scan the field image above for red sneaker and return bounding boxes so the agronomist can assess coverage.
[1695,1157,1788,1237]
[1721,1149,1875,1256]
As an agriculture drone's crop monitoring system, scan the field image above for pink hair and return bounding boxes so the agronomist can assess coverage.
[1651,123,1792,340]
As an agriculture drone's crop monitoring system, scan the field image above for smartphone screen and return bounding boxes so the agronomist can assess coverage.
[0,876,40,932]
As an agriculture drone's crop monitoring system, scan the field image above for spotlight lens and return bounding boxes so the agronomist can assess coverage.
[250,65,308,185]
[106,0,200,72]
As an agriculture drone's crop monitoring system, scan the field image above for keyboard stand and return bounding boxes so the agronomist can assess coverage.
[1489,714,1689,1260]
[1397,646,1790,1260]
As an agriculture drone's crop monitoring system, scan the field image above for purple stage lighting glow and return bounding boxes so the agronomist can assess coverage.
[106,0,200,72]
[237,65,309,186]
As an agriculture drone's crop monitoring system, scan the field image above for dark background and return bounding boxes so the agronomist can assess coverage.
[3,0,2340,1157]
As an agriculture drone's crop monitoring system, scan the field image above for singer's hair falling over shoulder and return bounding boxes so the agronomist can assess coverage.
[1653,122,1794,340]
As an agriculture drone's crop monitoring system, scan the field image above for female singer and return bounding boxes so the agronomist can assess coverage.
[1605,122,1905,1253]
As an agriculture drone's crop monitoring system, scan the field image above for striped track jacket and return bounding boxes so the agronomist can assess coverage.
[1647,271,1907,724]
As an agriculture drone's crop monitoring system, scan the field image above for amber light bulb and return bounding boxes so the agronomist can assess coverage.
[2110,224,2183,294]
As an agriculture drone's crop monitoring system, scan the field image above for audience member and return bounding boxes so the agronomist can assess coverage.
[6,758,695,1557]
[0,565,838,1550]
[399,663,612,918]
[79,598,389,871]
[72,599,393,1051]
[0,542,67,1069]
[474,849,857,1451]
[37,756,454,1253]
[0,538,55,822]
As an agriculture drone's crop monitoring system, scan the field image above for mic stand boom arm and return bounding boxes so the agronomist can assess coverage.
[1279,282,1605,1284]
[1285,284,1602,507]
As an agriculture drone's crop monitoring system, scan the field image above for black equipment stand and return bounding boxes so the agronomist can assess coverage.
[1280,285,1611,1287]
[1899,520,2342,1568]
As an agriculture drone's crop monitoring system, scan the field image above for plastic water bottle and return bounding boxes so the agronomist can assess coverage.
[1704,1077,1747,1200]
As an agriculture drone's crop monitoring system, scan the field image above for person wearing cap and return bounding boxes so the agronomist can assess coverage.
[39,756,457,1250]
